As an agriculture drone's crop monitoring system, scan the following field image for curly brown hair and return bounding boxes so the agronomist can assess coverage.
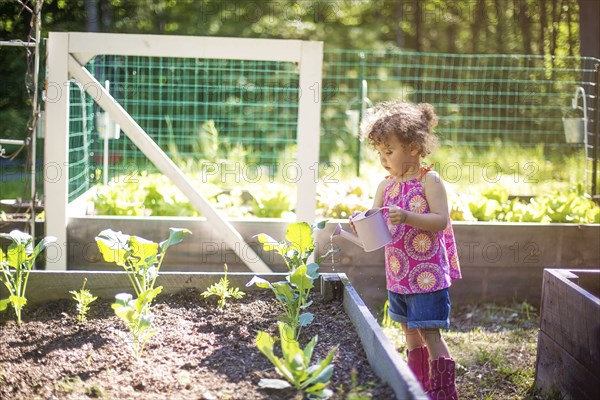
[362,101,439,157]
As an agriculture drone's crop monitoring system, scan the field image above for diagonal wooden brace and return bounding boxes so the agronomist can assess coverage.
[67,55,272,273]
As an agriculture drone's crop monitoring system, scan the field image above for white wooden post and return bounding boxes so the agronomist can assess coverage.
[296,41,323,224]
[44,32,70,270]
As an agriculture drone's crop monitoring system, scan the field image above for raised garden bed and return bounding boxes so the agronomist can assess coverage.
[0,271,426,399]
[66,216,600,309]
[535,268,600,399]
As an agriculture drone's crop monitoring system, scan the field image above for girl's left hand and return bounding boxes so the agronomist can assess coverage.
[388,206,407,225]
[349,211,361,233]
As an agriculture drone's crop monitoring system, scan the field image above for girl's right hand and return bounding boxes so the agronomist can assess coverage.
[388,205,406,225]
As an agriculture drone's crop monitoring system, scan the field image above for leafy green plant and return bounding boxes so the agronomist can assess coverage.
[69,278,98,324]
[540,185,600,223]
[248,221,335,338]
[454,186,600,223]
[256,321,337,399]
[466,190,507,222]
[93,176,206,217]
[250,184,293,218]
[248,263,318,339]
[201,264,245,309]
[0,230,56,325]
[111,287,162,358]
[254,221,327,273]
[316,180,370,219]
[95,228,191,301]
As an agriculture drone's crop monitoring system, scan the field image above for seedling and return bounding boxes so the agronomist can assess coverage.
[97,228,190,358]
[201,264,245,309]
[0,230,56,325]
[69,278,98,323]
[95,227,191,306]
[111,287,162,359]
[256,321,337,399]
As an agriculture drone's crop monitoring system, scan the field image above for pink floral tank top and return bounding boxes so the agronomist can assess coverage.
[383,166,462,294]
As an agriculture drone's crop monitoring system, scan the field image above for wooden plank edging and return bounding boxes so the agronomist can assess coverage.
[536,330,600,399]
[335,273,428,399]
[1,271,290,306]
[536,268,600,399]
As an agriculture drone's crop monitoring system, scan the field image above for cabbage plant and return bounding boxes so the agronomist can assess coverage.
[248,221,337,339]
[111,288,162,358]
[95,227,191,301]
[0,230,56,326]
[96,228,190,358]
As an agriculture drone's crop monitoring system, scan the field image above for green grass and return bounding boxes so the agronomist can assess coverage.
[381,301,564,400]
[430,143,591,197]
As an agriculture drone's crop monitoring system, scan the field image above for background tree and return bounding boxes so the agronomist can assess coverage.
[0,0,585,146]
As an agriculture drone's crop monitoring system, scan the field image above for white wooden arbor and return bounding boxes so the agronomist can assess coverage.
[44,32,323,271]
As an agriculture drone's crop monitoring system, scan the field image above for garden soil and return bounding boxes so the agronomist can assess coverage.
[0,289,396,399]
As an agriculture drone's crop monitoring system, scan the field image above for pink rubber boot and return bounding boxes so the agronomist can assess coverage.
[407,346,430,391]
[427,357,458,400]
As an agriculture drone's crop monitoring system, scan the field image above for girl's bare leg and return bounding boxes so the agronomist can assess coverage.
[400,323,426,350]
[419,328,451,359]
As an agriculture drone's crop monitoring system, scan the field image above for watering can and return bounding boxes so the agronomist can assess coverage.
[332,207,393,252]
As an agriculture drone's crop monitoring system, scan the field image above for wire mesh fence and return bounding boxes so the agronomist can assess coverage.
[84,55,300,179]
[65,48,600,199]
[320,50,599,182]
[68,81,94,202]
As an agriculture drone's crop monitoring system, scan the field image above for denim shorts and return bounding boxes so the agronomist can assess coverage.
[387,288,451,329]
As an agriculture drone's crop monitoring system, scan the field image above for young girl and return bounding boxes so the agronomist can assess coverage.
[361,101,462,399]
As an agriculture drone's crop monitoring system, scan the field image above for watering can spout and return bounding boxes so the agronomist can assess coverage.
[332,223,365,249]
[331,208,393,252]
